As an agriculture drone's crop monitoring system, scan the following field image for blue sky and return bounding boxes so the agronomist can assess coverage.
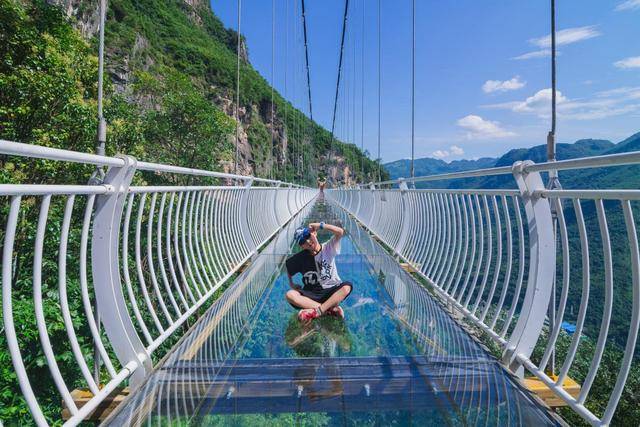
[211,0,640,163]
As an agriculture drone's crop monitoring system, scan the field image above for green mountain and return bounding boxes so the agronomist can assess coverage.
[386,132,640,363]
[384,157,497,180]
[0,0,383,186]
[605,131,640,154]
[383,135,640,190]
[494,138,614,167]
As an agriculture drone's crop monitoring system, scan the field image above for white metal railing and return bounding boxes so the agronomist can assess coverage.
[328,153,640,426]
[0,140,315,426]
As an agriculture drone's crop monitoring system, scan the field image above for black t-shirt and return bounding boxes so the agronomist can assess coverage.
[286,238,342,292]
[286,249,320,291]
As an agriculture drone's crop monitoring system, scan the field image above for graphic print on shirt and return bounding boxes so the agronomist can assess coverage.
[318,258,332,282]
[303,271,319,286]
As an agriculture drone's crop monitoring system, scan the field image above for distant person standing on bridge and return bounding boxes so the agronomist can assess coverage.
[285,222,353,322]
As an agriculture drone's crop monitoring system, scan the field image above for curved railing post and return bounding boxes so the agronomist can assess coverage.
[92,155,151,387]
[354,186,362,217]
[273,182,283,227]
[366,183,377,227]
[239,178,256,253]
[394,178,411,255]
[286,183,294,219]
[503,160,556,375]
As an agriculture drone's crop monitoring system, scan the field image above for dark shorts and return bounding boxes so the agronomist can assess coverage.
[288,281,353,308]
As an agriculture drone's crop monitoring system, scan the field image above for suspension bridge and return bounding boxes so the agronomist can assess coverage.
[2,0,640,426]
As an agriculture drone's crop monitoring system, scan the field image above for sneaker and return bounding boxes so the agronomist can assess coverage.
[326,306,344,319]
[298,307,321,322]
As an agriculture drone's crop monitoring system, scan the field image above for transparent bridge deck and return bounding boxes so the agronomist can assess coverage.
[107,199,558,426]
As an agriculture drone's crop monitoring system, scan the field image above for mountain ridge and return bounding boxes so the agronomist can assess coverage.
[384,134,639,182]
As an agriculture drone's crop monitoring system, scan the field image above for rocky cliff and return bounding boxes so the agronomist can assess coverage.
[50,0,382,185]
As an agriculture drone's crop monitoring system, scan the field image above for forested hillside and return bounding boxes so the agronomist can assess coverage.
[385,133,640,425]
[0,0,384,186]
[0,0,384,423]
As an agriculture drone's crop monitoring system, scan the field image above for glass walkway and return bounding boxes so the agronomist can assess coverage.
[104,197,559,426]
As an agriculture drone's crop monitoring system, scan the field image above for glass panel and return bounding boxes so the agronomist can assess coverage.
[105,199,559,426]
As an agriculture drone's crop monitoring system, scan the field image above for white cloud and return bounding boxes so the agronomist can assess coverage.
[450,145,465,155]
[561,105,639,120]
[615,0,640,11]
[512,49,551,61]
[614,56,640,69]
[513,88,568,113]
[483,87,640,121]
[456,115,515,139]
[596,86,640,98]
[482,76,526,93]
[513,26,599,61]
[431,145,465,159]
[529,25,601,48]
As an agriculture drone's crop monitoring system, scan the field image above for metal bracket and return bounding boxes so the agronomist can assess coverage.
[239,178,256,253]
[395,178,412,255]
[272,181,283,227]
[503,160,556,375]
[91,155,152,388]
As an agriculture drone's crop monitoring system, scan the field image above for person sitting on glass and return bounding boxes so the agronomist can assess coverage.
[285,222,353,322]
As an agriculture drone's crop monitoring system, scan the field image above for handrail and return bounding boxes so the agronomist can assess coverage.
[0,139,301,186]
[328,153,640,426]
[371,149,640,187]
[0,141,316,426]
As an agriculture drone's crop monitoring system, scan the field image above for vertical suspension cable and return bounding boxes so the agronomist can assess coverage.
[96,0,107,159]
[377,0,381,182]
[298,1,303,183]
[410,0,415,180]
[329,0,351,172]
[284,0,289,178]
[301,0,313,122]
[92,0,107,384]
[547,0,559,377]
[293,0,298,183]
[298,6,304,183]
[271,0,275,180]
[235,0,242,175]
[352,18,356,157]
[360,0,365,182]
[547,0,558,175]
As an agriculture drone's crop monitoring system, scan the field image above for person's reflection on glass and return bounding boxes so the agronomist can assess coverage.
[285,315,351,403]
[284,315,352,357]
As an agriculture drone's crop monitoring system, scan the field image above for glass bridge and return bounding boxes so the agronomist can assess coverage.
[4,141,640,426]
[104,198,558,426]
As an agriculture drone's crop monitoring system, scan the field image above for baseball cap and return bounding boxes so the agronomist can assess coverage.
[293,227,311,245]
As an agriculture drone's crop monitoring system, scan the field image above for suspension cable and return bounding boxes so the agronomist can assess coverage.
[284,0,289,177]
[547,0,558,176]
[352,19,356,156]
[235,0,242,175]
[377,0,381,183]
[96,0,106,161]
[271,0,275,180]
[293,0,298,183]
[329,0,350,168]
[301,0,313,122]
[547,0,559,378]
[410,0,415,180]
[92,0,107,384]
[360,0,365,181]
